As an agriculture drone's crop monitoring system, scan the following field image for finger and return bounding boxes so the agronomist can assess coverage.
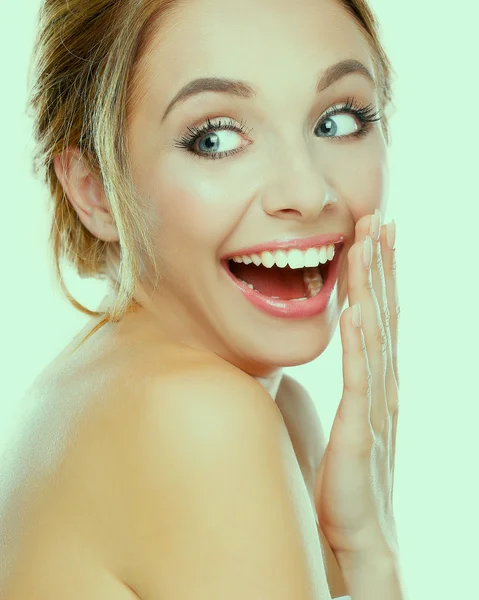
[337,304,374,452]
[353,214,399,488]
[391,410,398,497]
[355,212,396,421]
[347,237,387,433]
[378,221,400,487]
[353,213,390,356]
[370,219,398,423]
[379,221,400,392]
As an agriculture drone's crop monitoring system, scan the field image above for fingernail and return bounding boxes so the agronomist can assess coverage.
[370,209,381,242]
[386,219,396,250]
[363,235,373,269]
[352,303,362,329]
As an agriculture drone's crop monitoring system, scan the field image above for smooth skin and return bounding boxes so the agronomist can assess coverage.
[112,212,400,600]
[314,211,400,567]
[53,0,389,398]
[29,0,398,595]
[119,363,334,600]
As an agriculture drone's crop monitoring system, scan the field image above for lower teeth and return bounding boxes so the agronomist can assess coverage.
[237,278,323,301]
[304,266,324,299]
[307,281,324,297]
[237,258,327,301]
[239,279,255,290]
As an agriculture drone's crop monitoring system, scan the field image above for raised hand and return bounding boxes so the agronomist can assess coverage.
[314,210,400,564]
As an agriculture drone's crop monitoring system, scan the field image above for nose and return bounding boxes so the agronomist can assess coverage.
[261,145,338,222]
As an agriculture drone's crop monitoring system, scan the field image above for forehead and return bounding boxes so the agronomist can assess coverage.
[139,0,374,109]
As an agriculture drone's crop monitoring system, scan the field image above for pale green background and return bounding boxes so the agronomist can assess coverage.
[1,1,478,598]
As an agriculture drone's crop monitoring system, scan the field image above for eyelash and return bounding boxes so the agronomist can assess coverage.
[173,96,382,161]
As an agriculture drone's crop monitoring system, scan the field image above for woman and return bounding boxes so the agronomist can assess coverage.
[0,0,404,598]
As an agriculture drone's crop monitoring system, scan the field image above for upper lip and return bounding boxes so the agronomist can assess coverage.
[221,233,346,261]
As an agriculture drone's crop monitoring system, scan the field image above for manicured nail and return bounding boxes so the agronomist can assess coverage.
[363,235,373,269]
[386,219,396,250]
[370,209,381,242]
[352,303,362,329]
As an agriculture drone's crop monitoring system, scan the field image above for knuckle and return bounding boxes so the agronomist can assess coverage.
[389,392,400,417]
[357,380,371,397]
[348,370,371,397]
[346,369,372,397]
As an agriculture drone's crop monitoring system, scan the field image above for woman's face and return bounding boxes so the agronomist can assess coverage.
[127,0,389,377]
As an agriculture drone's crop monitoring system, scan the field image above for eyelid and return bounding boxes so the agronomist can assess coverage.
[187,94,374,129]
[173,95,380,159]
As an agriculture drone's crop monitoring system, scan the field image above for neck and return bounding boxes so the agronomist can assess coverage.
[253,369,284,402]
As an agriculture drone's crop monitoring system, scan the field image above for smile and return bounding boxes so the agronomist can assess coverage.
[221,242,344,319]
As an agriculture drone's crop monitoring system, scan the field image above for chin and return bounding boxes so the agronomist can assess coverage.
[236,318,338,370]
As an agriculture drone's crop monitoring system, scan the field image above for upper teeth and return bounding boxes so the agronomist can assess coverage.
[231,244,336,270]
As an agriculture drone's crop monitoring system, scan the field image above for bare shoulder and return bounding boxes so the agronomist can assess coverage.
[102,362,329,599]
[1,320,330,599]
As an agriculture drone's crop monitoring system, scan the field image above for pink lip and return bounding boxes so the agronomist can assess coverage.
[221,233,346,261]
[221,242,345,319]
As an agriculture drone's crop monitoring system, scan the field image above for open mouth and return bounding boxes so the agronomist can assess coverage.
[223,243,343,301]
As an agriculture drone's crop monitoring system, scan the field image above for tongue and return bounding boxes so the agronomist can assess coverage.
[230,263,307,300]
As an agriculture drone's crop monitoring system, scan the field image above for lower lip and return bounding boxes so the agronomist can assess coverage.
[221,245,343,319]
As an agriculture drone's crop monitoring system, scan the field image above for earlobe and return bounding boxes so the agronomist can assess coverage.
[53,148,119,243]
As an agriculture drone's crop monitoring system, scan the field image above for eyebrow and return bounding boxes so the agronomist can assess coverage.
[161,58,375,124]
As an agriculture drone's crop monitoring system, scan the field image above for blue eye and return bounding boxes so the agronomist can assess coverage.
[316,113,361,137]
[197,127,246,155]
[173,96,382,161]
[174,117,252,161]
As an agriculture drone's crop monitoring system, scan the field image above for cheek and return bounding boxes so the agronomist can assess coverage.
[345,151,390,223]
[151,166,243,248]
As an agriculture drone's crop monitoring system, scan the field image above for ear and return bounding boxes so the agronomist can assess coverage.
[53,147,119,242]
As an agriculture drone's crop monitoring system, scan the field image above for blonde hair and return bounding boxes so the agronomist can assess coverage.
[27,0,396,347]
